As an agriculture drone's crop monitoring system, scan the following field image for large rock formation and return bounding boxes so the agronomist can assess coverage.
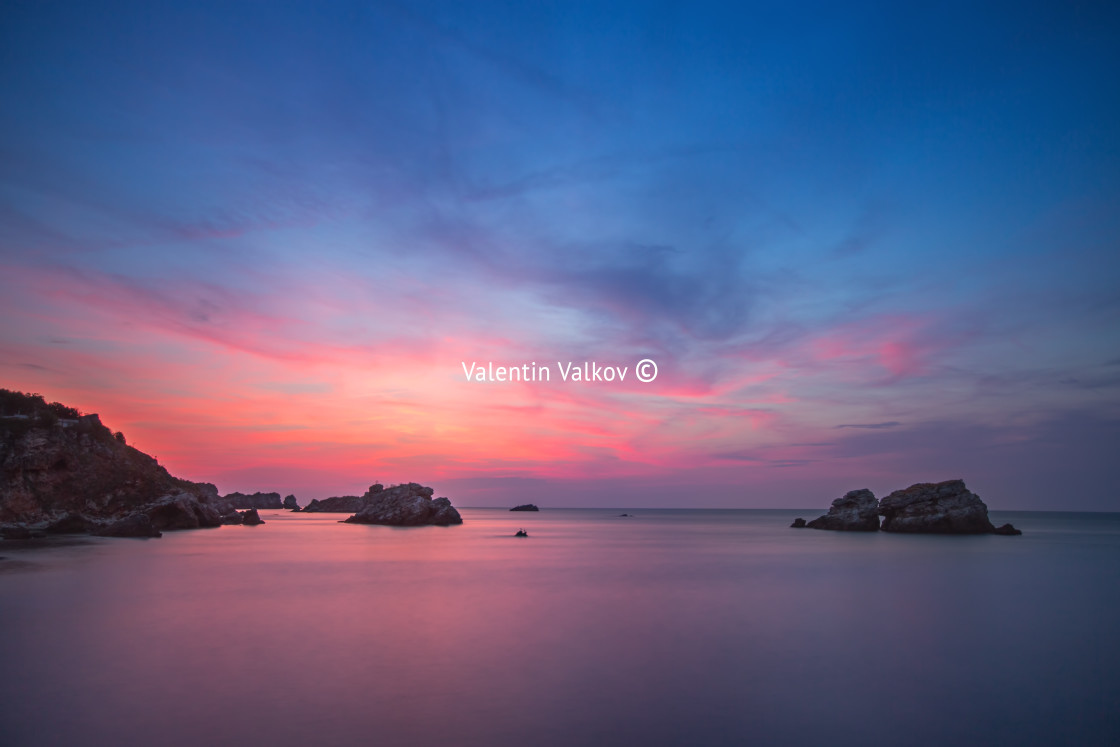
[806,489,880,531]
[222,491,284,510]
[283,494,299,510]
[342,483,463,526]
[878,480,1010,534]
[510,504,539,512]
[0,389,226,538]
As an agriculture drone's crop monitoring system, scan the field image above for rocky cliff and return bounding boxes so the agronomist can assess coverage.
[0,389,223,536]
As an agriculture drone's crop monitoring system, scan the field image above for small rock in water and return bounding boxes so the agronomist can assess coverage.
[790,518,807,528]
[515,529,528,537]
[240,508,264,525]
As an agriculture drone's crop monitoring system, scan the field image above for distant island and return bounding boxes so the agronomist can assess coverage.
[0,389,460,538]
[223,491,301,511]
[510,503,539,512]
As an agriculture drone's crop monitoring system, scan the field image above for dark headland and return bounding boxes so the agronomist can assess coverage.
[0,389,461,539]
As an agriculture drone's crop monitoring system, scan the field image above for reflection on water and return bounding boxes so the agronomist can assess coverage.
[1,509,1118,746]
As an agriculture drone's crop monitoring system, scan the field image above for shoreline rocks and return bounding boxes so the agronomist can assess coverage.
[95,513,162,538]
[146,492,223,531]
[806,489,880,531]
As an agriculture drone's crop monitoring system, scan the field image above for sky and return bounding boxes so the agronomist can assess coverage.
[1,1,1118,509]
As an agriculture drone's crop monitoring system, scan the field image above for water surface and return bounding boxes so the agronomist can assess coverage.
[2,509,1118,746]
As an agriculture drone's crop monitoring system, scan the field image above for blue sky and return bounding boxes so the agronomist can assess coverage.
[1,1,1118,508]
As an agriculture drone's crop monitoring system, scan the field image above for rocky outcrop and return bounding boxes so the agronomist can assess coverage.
[44,513,101,534]
[1,525,45,540]
[794,480,1021,535]
[94,513,161,538]
[222,491,284,510]
[300,495,365,513]
[146,492,222,531]
[283,494,299,510]
[343,483,463,526]
[806,489,880,531]
[219,508,243,525]
[878,480,1015,534]
[0,390,226,537]
[510,504,539,512]
[240,508,264,525]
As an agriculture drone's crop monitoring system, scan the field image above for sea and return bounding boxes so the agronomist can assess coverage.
[1,508,1118,746]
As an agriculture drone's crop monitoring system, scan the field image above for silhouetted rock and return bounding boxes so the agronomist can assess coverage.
[219,508,243,525]
[343,483,462,526]
[807,489,880,531]
[44,513,100,534]
[94,513,161,538]
[510,504,539,512]
[240,508,264,525]
[515,529,528,537]
[879,480,998,534]
[1,524,45,540]
[992,523,1022,536]
[301,495,366,513]
[790,517,807,528]
[146,493,222,531]
[283,494,299,510]
[222,491,284,510]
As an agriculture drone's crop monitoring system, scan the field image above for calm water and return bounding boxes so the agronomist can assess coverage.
[2,509,1118,746]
